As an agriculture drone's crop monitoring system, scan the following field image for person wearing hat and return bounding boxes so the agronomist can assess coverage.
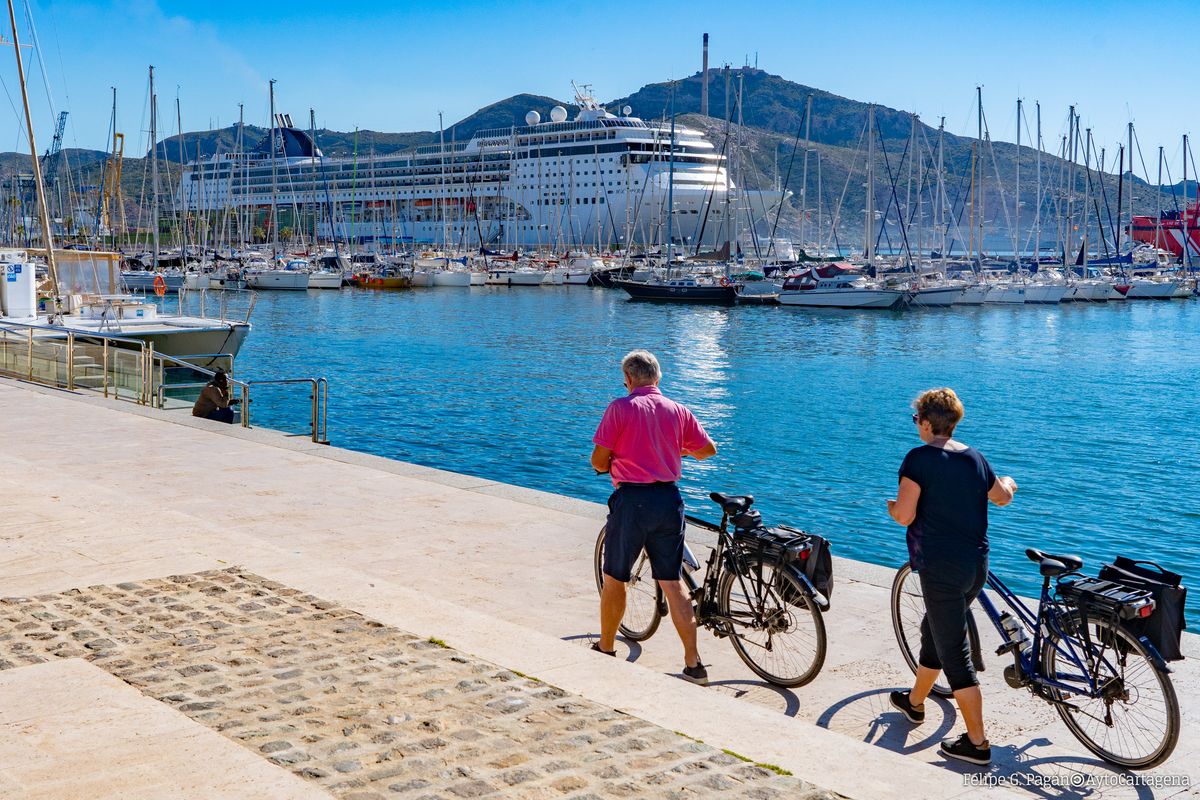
[192,368,240,424]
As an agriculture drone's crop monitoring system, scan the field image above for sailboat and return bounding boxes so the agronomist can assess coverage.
[0,57,251,359]
[615,83,739,305]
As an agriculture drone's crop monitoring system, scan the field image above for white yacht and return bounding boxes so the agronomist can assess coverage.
[485,267,547,286]
[778,265,909,309]
[1,249,251,358]
[246,259,310,290]
[307,269,344,289]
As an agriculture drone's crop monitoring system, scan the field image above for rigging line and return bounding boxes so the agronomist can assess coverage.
[690,122,731,255]
[765,102,807,260]
[827,116,868,256]
[874,124,912,263]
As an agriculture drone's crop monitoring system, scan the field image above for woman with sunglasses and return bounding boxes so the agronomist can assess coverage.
[885,387,1017,766]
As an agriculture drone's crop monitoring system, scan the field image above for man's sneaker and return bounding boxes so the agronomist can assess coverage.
[940,733,991,766]
[889,690,925,724]
[590,642,616,657]
[681,661,708,685]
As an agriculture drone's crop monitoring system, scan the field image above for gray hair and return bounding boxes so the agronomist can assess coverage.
[621,350,661,387]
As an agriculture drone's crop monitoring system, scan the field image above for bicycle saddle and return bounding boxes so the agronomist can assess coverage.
[1026,548,1084,577]
[710,492,754,515]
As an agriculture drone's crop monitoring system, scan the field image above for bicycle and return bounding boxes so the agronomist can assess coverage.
[890,548,1180,769]
[594,491,829,687]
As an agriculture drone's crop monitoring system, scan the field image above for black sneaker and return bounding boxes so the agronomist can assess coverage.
[590,642,616,657]
[681,661,709,686]
[889,690,925,724]
[940,733,991,766]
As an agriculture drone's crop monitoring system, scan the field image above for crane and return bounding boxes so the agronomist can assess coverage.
[99,131,124,237]
[41,110,68,193]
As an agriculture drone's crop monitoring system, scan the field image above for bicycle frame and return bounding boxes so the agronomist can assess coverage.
[974,570,1123,701]
[683,512,806,638]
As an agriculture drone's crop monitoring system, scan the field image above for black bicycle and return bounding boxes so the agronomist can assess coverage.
[891,549,1180,769]
[594,491,829,687]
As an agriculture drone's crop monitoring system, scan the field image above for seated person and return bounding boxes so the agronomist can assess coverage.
[191,368,240,424]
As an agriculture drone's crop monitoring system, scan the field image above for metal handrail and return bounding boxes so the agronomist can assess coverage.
[0,319,151,403]
[246,377,329,444]
[155,380,250,429]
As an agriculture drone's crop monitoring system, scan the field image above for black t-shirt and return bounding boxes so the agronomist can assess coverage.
[899,444,997,571]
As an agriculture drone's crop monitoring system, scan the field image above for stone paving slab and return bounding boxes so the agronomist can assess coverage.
[0,658,330,799]
[0,568,832,800]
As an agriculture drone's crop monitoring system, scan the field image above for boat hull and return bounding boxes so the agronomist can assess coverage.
[121,272,186,294]
[1024,284,1069,304]
[431,270,472,287]
[912,286,964,307]
[307,272,344,289]
[246,271,310,291]
[1126,280,1179,299]
[778,289,906,309]
[616,280,739,304]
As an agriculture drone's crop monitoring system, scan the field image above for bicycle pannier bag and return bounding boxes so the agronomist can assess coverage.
[804,534,834,606]
[1098,557,1187,662]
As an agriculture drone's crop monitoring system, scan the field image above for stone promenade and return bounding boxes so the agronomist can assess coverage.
[2,377,1194,799]
[1,568,825,799]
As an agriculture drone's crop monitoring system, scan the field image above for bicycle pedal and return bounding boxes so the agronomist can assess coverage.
[995,642,1019,657]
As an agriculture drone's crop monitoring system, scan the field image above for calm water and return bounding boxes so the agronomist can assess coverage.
[234,287,1200,627]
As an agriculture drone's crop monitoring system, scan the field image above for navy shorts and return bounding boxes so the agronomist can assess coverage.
[602,483,685,582]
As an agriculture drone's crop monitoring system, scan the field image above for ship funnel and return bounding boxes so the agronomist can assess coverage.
[701,33,709,117]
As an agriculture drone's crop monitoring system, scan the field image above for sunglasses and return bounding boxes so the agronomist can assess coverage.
[911,413,920,424]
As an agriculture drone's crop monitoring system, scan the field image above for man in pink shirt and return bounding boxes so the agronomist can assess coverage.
[590,350,716,684]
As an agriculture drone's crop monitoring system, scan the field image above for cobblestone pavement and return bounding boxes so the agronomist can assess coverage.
[0,568,835,799]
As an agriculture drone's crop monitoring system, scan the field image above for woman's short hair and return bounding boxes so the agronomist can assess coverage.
[621,350,661,387]
[914,387,964,436]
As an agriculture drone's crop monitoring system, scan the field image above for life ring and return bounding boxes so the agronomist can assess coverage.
[720,276,731,287]
[153,275,167,297]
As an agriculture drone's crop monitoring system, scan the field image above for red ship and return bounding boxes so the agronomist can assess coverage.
[1129,201,1200,259]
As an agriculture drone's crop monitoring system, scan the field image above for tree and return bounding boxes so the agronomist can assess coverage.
[252,225,265,242]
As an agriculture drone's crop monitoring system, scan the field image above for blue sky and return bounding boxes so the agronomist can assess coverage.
[10,0,1200,177]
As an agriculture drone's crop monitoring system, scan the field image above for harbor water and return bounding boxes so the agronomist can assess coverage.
[234,287,1200,626]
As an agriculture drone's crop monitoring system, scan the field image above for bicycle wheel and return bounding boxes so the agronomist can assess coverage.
[1040,611,1180,769]
[593,525,663,642]
[717,559,826,687]
[890,562,955,698]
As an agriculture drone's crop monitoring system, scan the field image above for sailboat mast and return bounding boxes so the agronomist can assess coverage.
[937,118,946,265]
[665,83,676,270]
[150,65,159,268]
[865,104,875,262]
[1126,122,1134,256]
[6,0,58,291]
[1015,98,1021,262]
[1035,103,1042,262]
[1064,107,1076,264]
[976,86,984,260]
[310,109,318,248]
[799,93,812,247]
[269,78,278,255]
[236,103,245,251]
[1183,134,1190,268]
[176,96,187,259]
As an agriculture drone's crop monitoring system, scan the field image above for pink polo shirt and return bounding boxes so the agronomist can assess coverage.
[593,385,712,487]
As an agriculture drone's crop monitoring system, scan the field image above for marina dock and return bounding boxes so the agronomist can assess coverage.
[0,376,1195,799]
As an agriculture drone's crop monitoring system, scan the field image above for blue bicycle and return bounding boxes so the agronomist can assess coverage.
[891,548,1180,769]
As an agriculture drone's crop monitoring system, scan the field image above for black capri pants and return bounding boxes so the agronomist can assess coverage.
[917,555,988,691]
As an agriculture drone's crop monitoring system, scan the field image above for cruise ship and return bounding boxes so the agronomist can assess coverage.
[174,88,788,250]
